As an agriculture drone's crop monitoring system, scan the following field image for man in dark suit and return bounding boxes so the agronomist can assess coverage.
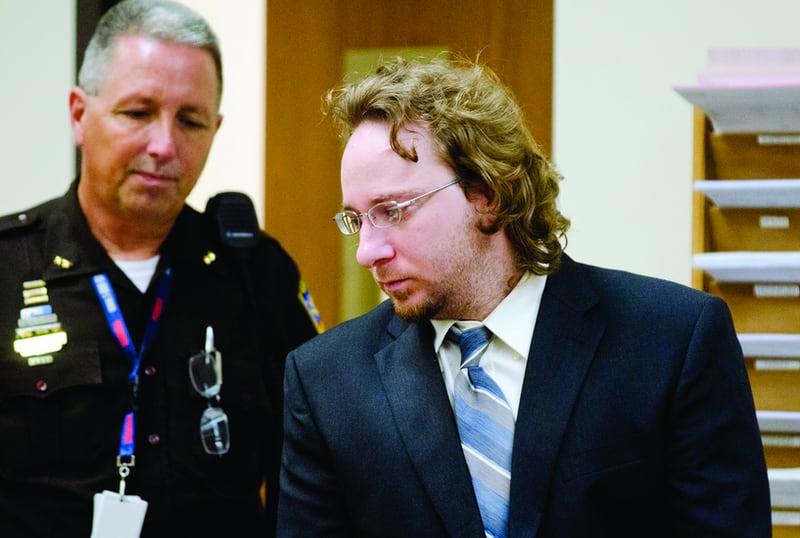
[277,57,771,537]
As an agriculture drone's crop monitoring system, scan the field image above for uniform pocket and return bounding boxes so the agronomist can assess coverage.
[0,342,112,477]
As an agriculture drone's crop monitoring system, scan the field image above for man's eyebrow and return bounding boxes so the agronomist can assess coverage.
[114,95,155,107]
[114,95,213,114]
[179,103,214,114]
[343,189,419,210]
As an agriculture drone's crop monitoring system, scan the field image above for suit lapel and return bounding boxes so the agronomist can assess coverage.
[375,318,485,538]
[508,256,606,537]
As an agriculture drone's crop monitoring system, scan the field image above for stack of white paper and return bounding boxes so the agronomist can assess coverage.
[697,48,800,87]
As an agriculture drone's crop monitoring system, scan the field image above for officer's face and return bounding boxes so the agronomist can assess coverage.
[69,34,222,227]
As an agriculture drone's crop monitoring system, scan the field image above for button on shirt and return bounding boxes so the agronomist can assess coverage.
[431,272,546,418]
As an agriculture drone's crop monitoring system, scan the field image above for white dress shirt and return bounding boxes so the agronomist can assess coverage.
[431,272,546,418]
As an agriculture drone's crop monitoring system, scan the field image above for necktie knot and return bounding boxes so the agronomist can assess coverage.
[449,324,492,368]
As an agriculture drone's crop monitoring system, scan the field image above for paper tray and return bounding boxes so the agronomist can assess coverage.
[739,334,800,357]
[769,467,800,508]
[695,179,800,208]
[759,411,800,433]
[693,252,800,282]
[674,85,800,134]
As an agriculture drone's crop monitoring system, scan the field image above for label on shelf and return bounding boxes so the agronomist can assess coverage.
[760,215,791,229]
[759,135,800,145]
[754,359,800,371]
[762,434,800,447]
[754,283,800,298]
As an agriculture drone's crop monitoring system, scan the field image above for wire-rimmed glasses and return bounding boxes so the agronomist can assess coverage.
[332,178,461,235]
[188,326,230,455]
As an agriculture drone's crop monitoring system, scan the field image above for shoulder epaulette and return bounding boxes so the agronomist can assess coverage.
[0,210,39,234]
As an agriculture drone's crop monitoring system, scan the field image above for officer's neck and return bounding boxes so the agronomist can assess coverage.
[90,220,167,261]
[77,179,175,261]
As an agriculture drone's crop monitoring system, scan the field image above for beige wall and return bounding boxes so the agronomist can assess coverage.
[0,0,75,213]
[0,0,266,225]
[553,0,800,286]
[181,0,267,226]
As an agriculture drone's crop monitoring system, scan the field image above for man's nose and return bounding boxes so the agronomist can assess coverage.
[355,220,394,268]
[146,117,177,158]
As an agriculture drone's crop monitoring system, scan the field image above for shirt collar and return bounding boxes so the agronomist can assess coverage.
[37,179,228,281]
[431,272,546,357]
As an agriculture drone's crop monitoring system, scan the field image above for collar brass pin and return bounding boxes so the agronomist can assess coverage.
[53,255,73,269]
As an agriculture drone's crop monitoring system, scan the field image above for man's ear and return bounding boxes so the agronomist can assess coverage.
[68,87,87,147]
[478,210,500,233]
[470,189,500,233]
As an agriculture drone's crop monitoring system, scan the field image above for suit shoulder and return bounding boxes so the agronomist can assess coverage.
[560,258,714,318]
[584,261,703,297]
[293,301,396,353]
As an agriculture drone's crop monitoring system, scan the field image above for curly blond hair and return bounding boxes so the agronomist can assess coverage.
[324,56,570,275]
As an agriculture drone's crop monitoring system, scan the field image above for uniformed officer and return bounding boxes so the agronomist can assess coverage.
[0,1,322,536]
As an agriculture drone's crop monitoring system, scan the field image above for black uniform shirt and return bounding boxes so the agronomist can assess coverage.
[0,181,321,537]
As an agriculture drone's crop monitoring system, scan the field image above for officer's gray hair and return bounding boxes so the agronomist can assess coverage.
[78,0,222,102]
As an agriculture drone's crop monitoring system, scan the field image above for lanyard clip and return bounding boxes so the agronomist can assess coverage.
[117,458,132,500]
[116,454,135,468]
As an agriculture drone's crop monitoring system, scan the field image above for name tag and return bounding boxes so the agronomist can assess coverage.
[91,490,148,538]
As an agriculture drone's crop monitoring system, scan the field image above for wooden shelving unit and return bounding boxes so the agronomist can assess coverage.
[691,104,800,535]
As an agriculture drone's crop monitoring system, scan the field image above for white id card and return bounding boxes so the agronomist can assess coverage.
[91,490,148,538]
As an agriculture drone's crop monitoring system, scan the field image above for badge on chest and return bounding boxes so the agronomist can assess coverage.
[12,279,68,366]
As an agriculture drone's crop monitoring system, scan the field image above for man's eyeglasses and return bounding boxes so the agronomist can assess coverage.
[333,178,461,235]
[188,326,230,455]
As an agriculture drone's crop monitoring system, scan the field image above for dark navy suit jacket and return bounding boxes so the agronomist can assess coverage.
[277,255,771,537]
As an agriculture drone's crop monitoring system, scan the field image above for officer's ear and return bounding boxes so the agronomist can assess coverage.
[69,87,88,148]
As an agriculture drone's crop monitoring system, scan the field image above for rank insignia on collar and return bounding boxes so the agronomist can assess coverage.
[53,255,73,269]
[13,280,68,366]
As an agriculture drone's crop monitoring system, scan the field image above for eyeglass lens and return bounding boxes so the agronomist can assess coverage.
[189,344,229,455]
[189,350,222,398]
[200,405,230,455]
[335,212,360,234]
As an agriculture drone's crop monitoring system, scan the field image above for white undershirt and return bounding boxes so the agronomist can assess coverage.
[114,255,160,293]
[430,272,546,418]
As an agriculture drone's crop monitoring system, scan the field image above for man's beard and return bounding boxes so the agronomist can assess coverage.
[388,288,441,323]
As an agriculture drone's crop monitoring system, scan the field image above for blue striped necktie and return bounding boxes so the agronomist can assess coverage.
[449,324,514,538]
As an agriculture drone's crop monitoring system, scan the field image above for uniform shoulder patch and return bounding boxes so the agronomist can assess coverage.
[298,280,325,333]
